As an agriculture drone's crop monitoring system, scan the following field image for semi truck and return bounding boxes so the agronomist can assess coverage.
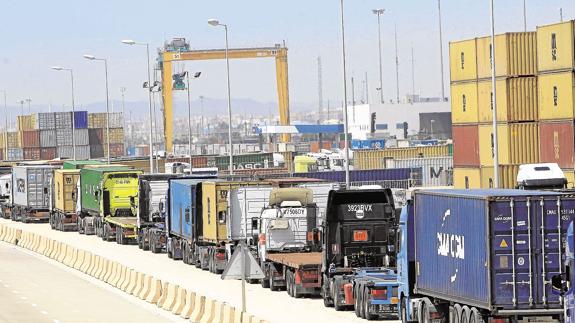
[551,221,575,323]
[79,166,142,243]
[49,169,80,231]
[11,165,59,222]
[321,188,400,319]
[397,189,575,323]
[0,173,12,219]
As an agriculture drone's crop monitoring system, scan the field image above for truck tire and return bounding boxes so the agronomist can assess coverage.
[269,273,278,291]
[364,287,377,320]
[332,279,344,311]
[354,285,362,317]
[142,231,150,251]
[469,307,483,323]
[422,301,431,323]
[117,227,125,245]
[450,304,462,323]
[261,268,270,288]
[150,234,158,254]
[286,271,292,297]
[460,306,471,323]
[400,297,408,323]
[322,275,334,307]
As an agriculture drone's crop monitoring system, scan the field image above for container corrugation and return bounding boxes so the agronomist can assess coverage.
[88,128,104,145]
[0,133,4,149]
[110,158,165,174]
[17,115,37,131]
[104,143,125,157]
[104,128,124,144]
[108,113,123,128]
[74,111,88,129]
[20,130,40,148]
[90,145,104,158]
[37,113,56,130]
[355,145,451,170]
[57,146,74,159]
[88,113,107,129]
[476,32,537,79]
[12,166,56,208]
[74,129,89,146]
[539,120,575,168]
[215,152,275,171]
[39,130,56,148]
[453,167,481,189]
[451,82,479,124]
[536,20,575,73]
[478,77,538,123]
[537,71,575,120]
[7,132,21,148]
[56,129,73,146]
[389,157,453,187]
[40,148,57,160]
[7,148,23,161]
[453,125,479,167]
[414,189,575,311]
[75,145,91,160]
[135,145,150,157]
[55,112,73,129]
[23,148,40,160]
[449,38,478,83]
[0,150,3,161]
[297,168,412,183]
[479,165,520,189]
[478,122,540,166]
[54,170,80,213]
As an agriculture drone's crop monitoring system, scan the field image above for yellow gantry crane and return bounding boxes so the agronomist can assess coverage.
[159,40,290,152]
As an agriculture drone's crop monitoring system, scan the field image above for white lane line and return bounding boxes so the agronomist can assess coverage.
[52,320,61,323]
[20,296,27,300]
[31,303,37,307]
[11,290,18,294]
[3,284,9,288]
[40,310,48,315]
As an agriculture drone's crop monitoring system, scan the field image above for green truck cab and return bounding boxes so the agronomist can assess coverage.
[79,166,142,243]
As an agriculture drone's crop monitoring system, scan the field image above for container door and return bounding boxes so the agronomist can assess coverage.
[42,169,52,208]
[28,169,42,208]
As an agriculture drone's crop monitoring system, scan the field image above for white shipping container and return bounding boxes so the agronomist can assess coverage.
[76,145,91,160]
[228,186,273,241]
[56,129,74,146]
[74,129,89,146]
[0,174,11,198]
[12,165,57,209]
[7,148,23,161]
[57,146,74,159]
[388,156,453,187]
[40,130,57,148]
[108,112,124,128]
[37,113,56,130]
[55,112,73,129]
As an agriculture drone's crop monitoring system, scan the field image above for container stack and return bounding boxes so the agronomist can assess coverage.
[536,21,575,182]
[89,112,124,158]
[451,32,539,189]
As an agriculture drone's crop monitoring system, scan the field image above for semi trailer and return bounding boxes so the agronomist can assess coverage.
[11,165,58,223]
[0,173,12,219]
[50,169,80,231]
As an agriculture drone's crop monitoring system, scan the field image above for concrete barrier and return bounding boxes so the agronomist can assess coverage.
[189,295,206,323]
[156,282,170,308]
[131,272,145,296]
[121,269,134,292]
[32,234,41,252]
[115,265,127,288]
[180,291,197,319]
[57,243,67,263]
[104,261,116,284]
[73,250,85,270]
[96,258,108,280]
[69,247,79,267]
[145,277,162,304]
[18,231,28,248]
[114,264,124,287]
[49,240,59,259]
[40,237,50,256]
[212,301,228,323]
[241,313,256,323]
[109,262,120,286]
[0,225,5,241]
[138,275,152,300]
[171,286,187,315]
[220,304,237,323]
[198,298,216,323]
[80,252,92,273]
[88,255,100,276]
[126,270,138,294]
[6,227,14,243]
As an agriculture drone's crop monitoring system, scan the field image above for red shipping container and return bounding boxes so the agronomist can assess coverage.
[310,141,333,153]
[109,143,125,157]
[540,121,575,168]
[23,148,41,160]
[453,125,480,167]
[21,130,40,148]
[40,148,57,160]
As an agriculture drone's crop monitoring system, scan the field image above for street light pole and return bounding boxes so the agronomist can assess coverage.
[489,0,500,188]
[372,9,385,104]
[185,72,201,174]
[1,91,7,160]
[523,0,527,31]
[340,0,351,188]
[438,0,446,101]
[52,67,77,160]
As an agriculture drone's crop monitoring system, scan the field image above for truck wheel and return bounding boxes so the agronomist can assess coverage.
[269,274,278,291]
[354,285,362,317]
[469,307,483,323]
[460,306,471,323]
[364,287,377,320]
[292,272,302,298]
[117,227,125,245]
[322,275,333,307]
[142,232,150,251]
[285,271,292,296]
[260,269,270,288]
[150,234,158,254]
[137,234,143,249]
[452,304,462,323]
[422,301,431,323]
[400,297,408,323]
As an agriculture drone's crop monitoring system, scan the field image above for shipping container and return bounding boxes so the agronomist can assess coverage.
[12,165,56,209]
[453,167,481,189]
[478,77,538,123]
[479,165,520,189]
[17,115,37,131]
[564,169,575,188]
[536,20,575,73]
[88,128,104,145]
[53,169,80,214]
[110,157,164,174]
[452,125,480,167]
[539,120,575,168]
[451,82,479,124]
[389,157,453,187]
[297,168,412,184]
[449,38,478,83]
[108,112,123,128]
[105,128,124,144]
[37,113,56,130]
[23,148,40,160]
[105,143,124,157]
[355,145,451,170]
[74,128,89,146]
[413,189,575,313]
[88,113,107,129]
[56,128,73,146]
[215,152,274,171]
[90,145,104,158]
[476,32,537,79]
[74,111,88,129]
[63,160,106,170]
[0,133,4,149]
[55,112,73,129]
[40,130,56,148]
[7,148,23,161]
[57,146,74,159]
[20,130,40,148]
[168,179,201,240]
[538,71,575,120]
[351,139,386,150]
[40,148,57,160]
[76,146,91,160]
[478,123,539,166]
[309,141,333,153]
[7,132,21,148]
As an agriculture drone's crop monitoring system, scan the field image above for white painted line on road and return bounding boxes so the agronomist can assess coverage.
[12,290,18,294]
[20,296,27,300]
[53,320,61,323]
[31,303,37,307]
[40,310,48,315]
[3,284,9,288]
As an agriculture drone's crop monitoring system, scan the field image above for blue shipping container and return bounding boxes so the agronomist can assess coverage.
[74,111,88,129]
[297,168,411,183]
[413,189,575,312]
[168,179,201,240]
[126,147,136,156]
[351,139,386,150]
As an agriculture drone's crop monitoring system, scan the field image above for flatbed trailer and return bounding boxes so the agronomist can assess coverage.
[266,252,322,297]
[102,216,138,244]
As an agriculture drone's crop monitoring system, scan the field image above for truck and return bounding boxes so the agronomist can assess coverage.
[11,165,59,222]
[79,166,142,243]
[551,221,575,323]
[49,169,80,231]
[136,173,182,252]
[321,188,400,319]
[256,188,323,296]
[0,173,12,219]
[397,189,575,323]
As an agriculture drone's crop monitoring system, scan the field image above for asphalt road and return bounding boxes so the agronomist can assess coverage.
[0,242,181,323]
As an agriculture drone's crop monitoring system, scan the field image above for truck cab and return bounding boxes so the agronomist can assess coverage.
[517,163,567,190]
[0,173,12,219]
[553,222,575,323]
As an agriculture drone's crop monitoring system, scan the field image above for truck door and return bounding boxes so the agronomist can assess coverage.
[103,190,111,216]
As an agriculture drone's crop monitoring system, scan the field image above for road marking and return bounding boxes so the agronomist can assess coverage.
[31,303,37,307]
[3,284,9,288]
[12,290,18,294]
[40,310,48,315]
[53,320,61,323]
[20,296,27,300]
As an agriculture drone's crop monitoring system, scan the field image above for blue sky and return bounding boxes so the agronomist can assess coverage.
[0,0,573,111]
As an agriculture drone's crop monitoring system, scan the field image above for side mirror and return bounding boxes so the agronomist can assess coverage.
[551,274,568,295]
[158,201,165,213]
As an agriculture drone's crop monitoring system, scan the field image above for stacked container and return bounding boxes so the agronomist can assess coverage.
[451,32,539,189]
[536,21,575,178]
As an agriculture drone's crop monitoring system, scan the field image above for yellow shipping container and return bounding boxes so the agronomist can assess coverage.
[54,169,80,213]
[564,169,575,188]
[201,181,270,243]
[17,115,36,131]
[478,123,539,166]
[537,20,575,73]
[6,132,21,148]
[354,145,451,170]
[538,71,575,120]
[449,38,478,83]
[451,82,479,124]
[478,77,538,123]
[453,167,481,189]
[104,128,125,144]
[0,133,4,149]
[476,33,537,79]
[479,165,520,189]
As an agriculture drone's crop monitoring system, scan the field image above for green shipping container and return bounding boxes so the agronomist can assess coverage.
[63,160,106,170]
[215,152,275,171]
[448,143,453,156]
[80,166,142,217]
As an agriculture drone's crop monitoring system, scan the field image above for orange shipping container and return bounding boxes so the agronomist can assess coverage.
[452,125,479,167]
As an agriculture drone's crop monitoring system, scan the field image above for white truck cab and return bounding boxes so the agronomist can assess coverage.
[516,163,567,190]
